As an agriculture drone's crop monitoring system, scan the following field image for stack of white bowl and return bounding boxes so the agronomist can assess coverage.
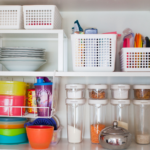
[0,47,46,71]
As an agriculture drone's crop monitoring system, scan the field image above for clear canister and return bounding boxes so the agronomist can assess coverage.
[87,85,107,99]
[111,84,130,100]
[111,99,130,130]
[89,99,108,144]
[133,100,150,145]
[65,84,85,99]
[66,99,85,143]
[133,85,150,100]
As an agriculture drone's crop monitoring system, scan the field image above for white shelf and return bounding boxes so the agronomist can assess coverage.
[0,71,150,77]
[0,139,149,150]
[0,0,149,11]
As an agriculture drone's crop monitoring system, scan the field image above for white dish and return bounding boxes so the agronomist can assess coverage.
[0,56,44,58]
[1,47,45,51]
[0,60,46,71]
[0,50,45,53]
[0,57,46,61]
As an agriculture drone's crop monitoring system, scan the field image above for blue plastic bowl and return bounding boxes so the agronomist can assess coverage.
[0,133,28,144]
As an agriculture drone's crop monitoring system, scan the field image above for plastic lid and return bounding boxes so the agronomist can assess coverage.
[111,84,130,89]
[133,85,150,89]
[0,117,27,122]
[133,100,150,105]
[88,99,108,105]
[66,99,86,105]
[87,84,107,89]
[111,99,130,105]
[34,77,53,86]
[65,84,85,89]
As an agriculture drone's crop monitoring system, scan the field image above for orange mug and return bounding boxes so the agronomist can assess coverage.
[26,125,54,149]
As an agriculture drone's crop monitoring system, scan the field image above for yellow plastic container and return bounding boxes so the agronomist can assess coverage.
[0,81,27,96]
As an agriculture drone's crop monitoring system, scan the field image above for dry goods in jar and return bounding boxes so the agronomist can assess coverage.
[90,124,105,143]
[90,90,105,99]
[134,89,150,100]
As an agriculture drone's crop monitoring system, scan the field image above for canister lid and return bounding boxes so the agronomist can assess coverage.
[133,100,150,105]
[87,84,107,89]
[0,117,27,122]
[66,99,86,105]
[133,85,150,89]
[111,99,130,105]
[65,84,85,89]
[88,99,108,105]
[110,84,130,89]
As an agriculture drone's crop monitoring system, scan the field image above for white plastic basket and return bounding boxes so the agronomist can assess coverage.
[71,34,117,72]
[120,48,150,72]
[23,5,62,29]
[0,6,23,29]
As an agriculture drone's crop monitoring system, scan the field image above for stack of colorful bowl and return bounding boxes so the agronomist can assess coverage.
[0,117,28,144]
[0,81,27,116]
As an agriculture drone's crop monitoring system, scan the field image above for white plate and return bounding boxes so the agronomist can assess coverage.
[0,57,46,61]
[1,47,45,51]
[0,50,45,53]
[0,54,45,56]
[0,56,44,58]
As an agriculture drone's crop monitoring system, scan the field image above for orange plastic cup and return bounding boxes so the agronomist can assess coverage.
[26,125,54,149]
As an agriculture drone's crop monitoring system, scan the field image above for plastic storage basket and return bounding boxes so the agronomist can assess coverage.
[23,5,62,29]
[71,34,117,72]
[120,48,150,71]
[0,6,23,29]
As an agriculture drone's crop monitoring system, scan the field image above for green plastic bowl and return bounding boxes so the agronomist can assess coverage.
[0,128,26,136]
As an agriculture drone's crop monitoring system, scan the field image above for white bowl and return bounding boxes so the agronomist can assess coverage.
[0,60,46,71]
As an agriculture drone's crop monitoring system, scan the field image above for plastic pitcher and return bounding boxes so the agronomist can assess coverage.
[34,77,53,117]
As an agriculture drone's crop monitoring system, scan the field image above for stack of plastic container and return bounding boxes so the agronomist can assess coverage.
[87,85,108,144]
[0,117,28,144]
[133,85,150,145]
[110,84,131,130]
[65,84,86,144]
[0,81,27,116]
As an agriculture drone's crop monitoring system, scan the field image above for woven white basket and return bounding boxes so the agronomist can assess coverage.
[23,5,62,29]
[71,34,117,72]
[0,6,23,29]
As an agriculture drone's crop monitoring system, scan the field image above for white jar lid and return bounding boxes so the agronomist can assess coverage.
[133,85,150,89]
[66,99,86,105]
[88,99,108,105]
[133,100,150,105]
[87,84,107,89]
[110,99,130,105]
[66,84,85,89]
[111,84,130,90]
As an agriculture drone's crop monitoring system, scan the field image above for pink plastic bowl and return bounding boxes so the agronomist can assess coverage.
[0,95,26,116]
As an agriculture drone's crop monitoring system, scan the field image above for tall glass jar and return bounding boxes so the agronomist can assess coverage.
[111,99,130,130]
[66,99,85,144]
[89,99,108,144]
[133,100,150,145]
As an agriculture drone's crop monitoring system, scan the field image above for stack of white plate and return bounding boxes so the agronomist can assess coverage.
[0,47,46,71]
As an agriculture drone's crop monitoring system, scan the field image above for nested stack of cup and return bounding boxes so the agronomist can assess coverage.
[110,84,131,130]
[65,84,86,144]
[87,84,108,144]
[133,85,150,145]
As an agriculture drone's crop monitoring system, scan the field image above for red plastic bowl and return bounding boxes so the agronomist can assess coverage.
[0,95,26,116]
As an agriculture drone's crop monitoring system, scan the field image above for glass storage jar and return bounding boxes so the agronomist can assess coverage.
[110,84,130,100]
[133,100,150,145]
[66,99,85,143]
[133,85,150,100]
[111,99,130,130]
[89,99,108,144]
[87,84,107,99]
[65,84,85,99]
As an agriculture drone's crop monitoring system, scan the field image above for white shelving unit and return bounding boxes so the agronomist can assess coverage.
[0,139,149,150]
[0,1,150,150]
[0,30,68,72]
